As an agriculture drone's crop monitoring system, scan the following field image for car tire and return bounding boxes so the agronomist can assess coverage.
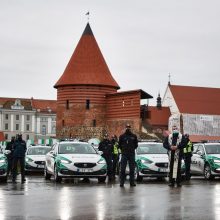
[98,176,106,183]
[135,166,143,182]
[204,164,214,180]
[54,165,62,183]
[44,166,51,180]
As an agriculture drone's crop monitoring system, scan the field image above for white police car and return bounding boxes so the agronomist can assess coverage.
[0,148,8,182]
[25,146,51,172]
[191,142,220,179]
[135,142,169,181]
[44,140,107,183]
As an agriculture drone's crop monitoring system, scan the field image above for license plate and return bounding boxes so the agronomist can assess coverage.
[78,168,93,173]
[159,168,168,172]
[37,165,44,168]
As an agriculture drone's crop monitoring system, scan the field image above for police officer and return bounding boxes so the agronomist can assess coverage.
[5,136,15,176]
[118,124,138,187]
[183,134,193,181]
[163,125,186,187]
[12,134,27,183]
[98,134,113,181]
[111,135,120,178]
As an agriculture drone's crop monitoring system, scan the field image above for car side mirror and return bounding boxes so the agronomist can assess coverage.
[197,151,203,156]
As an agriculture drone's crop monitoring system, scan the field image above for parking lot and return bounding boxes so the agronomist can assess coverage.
[0,175,220,220]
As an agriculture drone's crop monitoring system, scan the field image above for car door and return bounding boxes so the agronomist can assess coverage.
[191,145,205,175]
[46,144,57,173]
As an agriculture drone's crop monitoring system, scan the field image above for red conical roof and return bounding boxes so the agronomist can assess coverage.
[54,23,120,89]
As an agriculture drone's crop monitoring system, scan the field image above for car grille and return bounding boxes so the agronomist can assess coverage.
[60,169,106,175]
[74,163,96,168]
[155,163,168,168]
[34,161,45,165]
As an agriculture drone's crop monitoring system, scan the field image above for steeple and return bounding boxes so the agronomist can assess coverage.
[54,23,120,89]
[156,93,162,109]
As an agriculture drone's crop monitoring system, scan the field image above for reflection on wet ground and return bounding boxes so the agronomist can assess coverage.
[0,175,219,220]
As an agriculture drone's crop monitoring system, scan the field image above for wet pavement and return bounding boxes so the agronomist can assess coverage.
[0,175,220,220]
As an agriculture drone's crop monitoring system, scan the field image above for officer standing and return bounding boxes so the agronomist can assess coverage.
[98,134,113,181]
[183,134,193,181]
[5,136,15,176]
[111,135,120,178]
[12,134,27,183]
[163,125,186,187]
[118,124,138,187]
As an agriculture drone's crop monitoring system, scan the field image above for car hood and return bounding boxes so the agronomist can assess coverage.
[26,155,46,161]
[137,154,168,163]
[59,154,101,163]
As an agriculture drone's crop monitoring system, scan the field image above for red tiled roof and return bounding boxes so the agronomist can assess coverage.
[170,85,220,115]
[189,135,220,143]
[146,106,171,126]
[54,23,120,89]
[0,97,56,113]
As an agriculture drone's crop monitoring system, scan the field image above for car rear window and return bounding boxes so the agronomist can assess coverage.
[137,143,167,154]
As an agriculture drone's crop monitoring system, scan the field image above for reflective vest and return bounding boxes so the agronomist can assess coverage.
[113,143,120,155]
[184,141,193,154]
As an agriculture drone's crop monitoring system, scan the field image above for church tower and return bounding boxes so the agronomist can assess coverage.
[54,23,120,138]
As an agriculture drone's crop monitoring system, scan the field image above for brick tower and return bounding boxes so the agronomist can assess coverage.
[54,23,120,139]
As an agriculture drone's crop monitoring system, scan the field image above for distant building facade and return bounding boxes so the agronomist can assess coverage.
[163,84,220,142]
[0,97,56,143]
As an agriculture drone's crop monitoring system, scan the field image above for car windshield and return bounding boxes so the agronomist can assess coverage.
[27,147,51,155]
[205,144,220,154]
[59,143,97,154]
[137,143,167,154]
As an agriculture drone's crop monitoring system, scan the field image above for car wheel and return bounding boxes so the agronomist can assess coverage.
[204,164,214,180]
[44,166,51,180]
[54,165,62,183]
[135,166,143,182]
[98,176,106,183]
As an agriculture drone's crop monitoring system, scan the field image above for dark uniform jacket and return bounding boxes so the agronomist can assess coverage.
[13,140,27,158]
[6,141,14,159]
[98,139,113,156]
[118,131,138,155]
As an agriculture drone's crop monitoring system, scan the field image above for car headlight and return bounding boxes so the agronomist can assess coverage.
[0,159,6,163]
[26,157,33,162]
[214,160,220,163]
[97,159,106,164]
[60,159,71,164]
[141,159,152,164]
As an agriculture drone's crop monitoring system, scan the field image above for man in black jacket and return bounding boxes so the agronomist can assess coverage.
[5,136,15,176]
[98,134,113,181]
[163,125,186,187]
[118,124,138,187]
[12,134,27,183]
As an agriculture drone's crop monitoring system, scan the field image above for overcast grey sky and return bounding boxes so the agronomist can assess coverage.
[1,0,220,105]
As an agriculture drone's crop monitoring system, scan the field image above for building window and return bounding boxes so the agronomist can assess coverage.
[42,125,46,135]
[5,134,8,140]
[86,99,90,110]
[5,114,9,120]
[62,120,65,127]
[26,134,29,140]
[16,124,19,130]
[5,123,8,130]
[93,119,96,127]
[26,124,30,131]
[52,126,56,133]
[122,100,125,107]
[16,115,19,120]
[26,115,30,121]
[66,100,69,110]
